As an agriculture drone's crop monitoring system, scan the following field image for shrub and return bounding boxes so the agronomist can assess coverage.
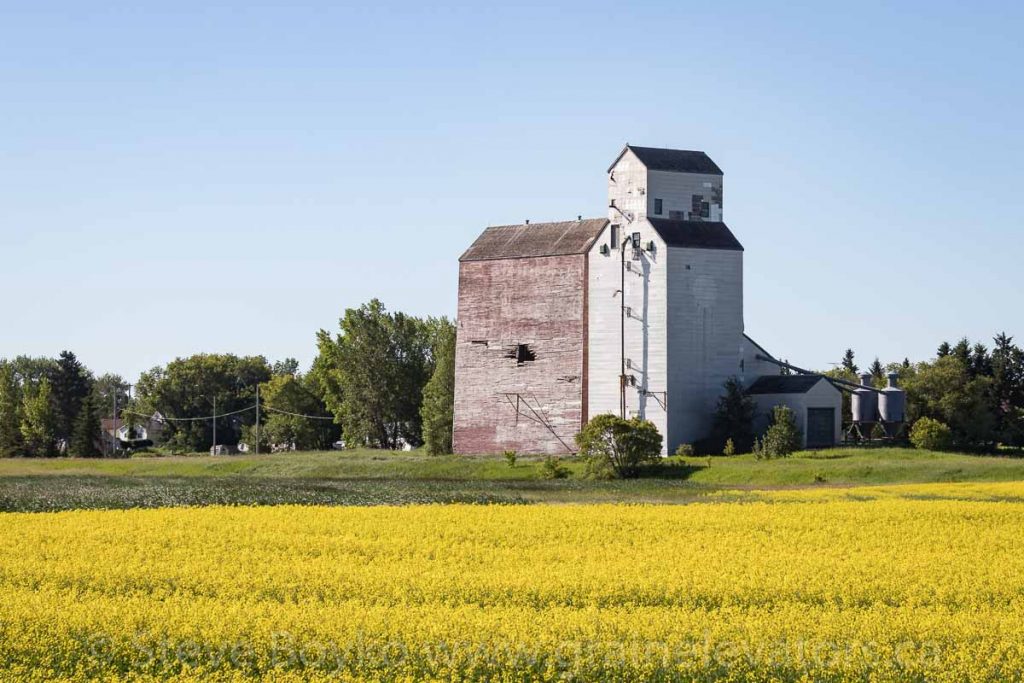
[674,443,694,457]
[759,405,802,459]
[540,455,569,479]
[575,414,663,479]
[723,438,736,456]
[503,450,517,468]
[910,417,954,451]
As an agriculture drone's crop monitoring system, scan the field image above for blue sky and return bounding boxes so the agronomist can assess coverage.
[1,1,1021,379]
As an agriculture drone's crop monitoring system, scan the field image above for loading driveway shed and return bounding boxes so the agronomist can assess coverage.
[746,375,842,449]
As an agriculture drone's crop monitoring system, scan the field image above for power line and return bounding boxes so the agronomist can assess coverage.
[122,405,257,422]
[123,405,337,422]
[264,406,337,420]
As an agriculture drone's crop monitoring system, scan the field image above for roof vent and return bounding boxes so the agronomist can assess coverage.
[525,219,529,225]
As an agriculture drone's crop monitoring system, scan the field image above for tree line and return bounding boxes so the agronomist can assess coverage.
[0,299,456,457]
[0,352,110,457]
[824,334,1024,450]
[2,308,1022,457]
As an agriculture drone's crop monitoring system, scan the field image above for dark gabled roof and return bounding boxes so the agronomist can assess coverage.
[747,375,828,395]
[647,218,743,251]
[608,145,723,175]
[460,218,608,262]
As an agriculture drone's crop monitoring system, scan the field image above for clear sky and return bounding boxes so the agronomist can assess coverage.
[2,1,1022,380]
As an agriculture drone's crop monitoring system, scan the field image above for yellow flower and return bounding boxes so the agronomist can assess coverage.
[1,484,1023,680]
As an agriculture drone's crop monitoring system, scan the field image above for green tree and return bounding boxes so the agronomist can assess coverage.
[991,333,1024,447]
[69,393,102,457]
[576,414,663,479]
[0,363,25,456]
[9,356,57,390]
[903,355,996,450]
[841,349,858,374]
[708,377,756,454]
[756,405,802,458]
[868,357,885,386]
[91,373,130,420]
[315,300,431,450]
[421,319,456,455]
[272,358,301,377]
[951,338,972,368]
[971,343,993,378]
[21,378,58,457]
[243,373,338,452]
[134,354,271,451]
[909,417,953,451]
[48,350,94,443]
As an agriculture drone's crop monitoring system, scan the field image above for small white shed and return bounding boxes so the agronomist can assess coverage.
[747,375,842,449]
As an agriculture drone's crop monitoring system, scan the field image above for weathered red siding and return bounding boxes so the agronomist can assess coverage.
[453,254,587,455]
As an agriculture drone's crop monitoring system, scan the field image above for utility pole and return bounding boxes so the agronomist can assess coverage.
[255,384,260,456]
[212,396,217,456]
[620,236,628,419]
[111,391,117,457]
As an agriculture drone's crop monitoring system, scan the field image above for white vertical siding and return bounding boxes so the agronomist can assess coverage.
[595,148,742,454]
[664,247,744,450]
[607,149,648,223]
[587,223,669,450]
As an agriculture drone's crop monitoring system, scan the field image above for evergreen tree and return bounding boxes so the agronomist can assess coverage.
[841,349,859,374]
[21,378,58,457]
[952,338,972,367]
[421,320,456,455]
[992,333,1024,447]
[69,393,102,457]
[0,363,25,457]
[709,377,757,454]
[937,342,951,358]
[971,342,992,378]
[48,350,93,444]
[869,357,885,385]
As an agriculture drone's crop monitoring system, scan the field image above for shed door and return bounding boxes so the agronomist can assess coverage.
[806,408,835,448]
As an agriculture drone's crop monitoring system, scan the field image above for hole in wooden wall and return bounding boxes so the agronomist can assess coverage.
[505,344,536,365]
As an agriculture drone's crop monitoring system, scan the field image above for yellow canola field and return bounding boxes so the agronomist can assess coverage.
[2,484,1024,681]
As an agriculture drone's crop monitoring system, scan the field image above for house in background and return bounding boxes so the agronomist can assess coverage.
[102,412,166,448]
[453,144,841,455]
